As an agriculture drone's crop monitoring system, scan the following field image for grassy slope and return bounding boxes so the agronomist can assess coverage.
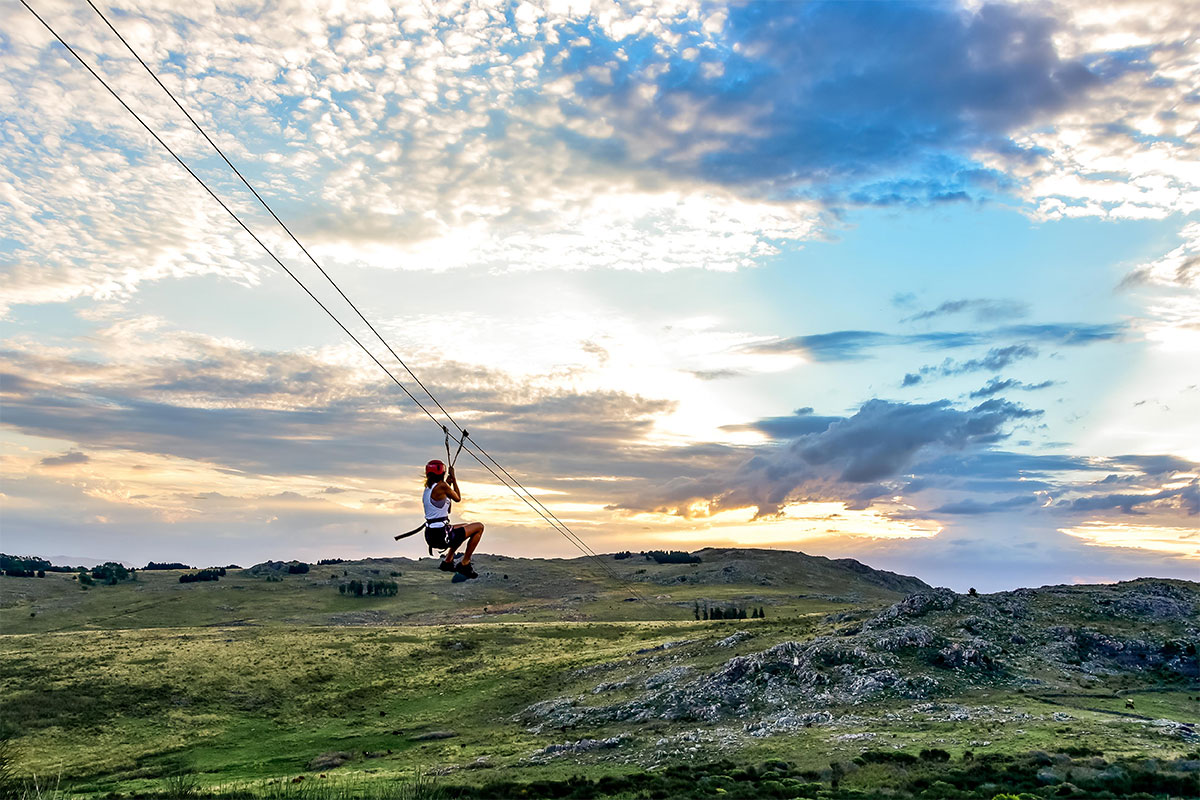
[0,548,924,635]
[0,553,1196,797]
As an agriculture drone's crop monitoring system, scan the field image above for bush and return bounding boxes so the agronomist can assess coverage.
[645,550,701,564]
[92,562,135,584]
[179,569,221,584]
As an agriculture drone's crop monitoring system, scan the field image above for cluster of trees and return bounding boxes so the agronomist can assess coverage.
[179,568,225,583]
[693,602,765,620]
[613,550,702,564]
[317,558,345,565]
[91,563,136,584]
[74,563,136,587]
[287,562,310,574]
[339,579,398,597]
[143,561,192,570]
[1,553,76,576]
[3,567,46,578]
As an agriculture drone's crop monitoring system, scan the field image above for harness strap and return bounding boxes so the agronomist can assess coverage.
[442,425,470,468]
[393,521,426,541]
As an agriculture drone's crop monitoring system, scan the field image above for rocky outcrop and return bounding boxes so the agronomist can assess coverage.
[865,588,958,629]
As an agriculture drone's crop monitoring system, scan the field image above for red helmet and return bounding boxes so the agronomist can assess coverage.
[425,459,446,475]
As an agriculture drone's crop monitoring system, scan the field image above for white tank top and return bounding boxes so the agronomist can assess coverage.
[422,485,451,526]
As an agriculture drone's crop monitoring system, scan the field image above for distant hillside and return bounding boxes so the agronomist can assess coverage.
[685,547,931,595]
[0,547,931,633]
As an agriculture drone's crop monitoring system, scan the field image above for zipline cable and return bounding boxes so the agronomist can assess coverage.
[78,0,648,602]
[80,0,635,594]
[25,0,651,605]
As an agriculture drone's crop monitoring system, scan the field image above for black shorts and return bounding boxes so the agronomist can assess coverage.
[446,524,468,550]
[426,524,469,552]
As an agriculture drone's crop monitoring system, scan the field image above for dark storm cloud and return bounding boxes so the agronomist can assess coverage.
[549,1,1104,204]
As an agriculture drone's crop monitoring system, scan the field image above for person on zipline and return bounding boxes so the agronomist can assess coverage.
[422,459,484,579]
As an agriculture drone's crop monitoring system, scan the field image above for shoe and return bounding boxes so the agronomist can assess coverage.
[438,559,456,572]
[455,561,478,579]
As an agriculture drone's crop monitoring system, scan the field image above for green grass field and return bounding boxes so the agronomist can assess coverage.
[1,555,1197,799]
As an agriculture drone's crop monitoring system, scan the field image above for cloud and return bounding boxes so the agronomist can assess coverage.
[1060,481,1199,516]
[969,378,1057,398]
[0,324,677,487]
[905,298,1030,323]
[619,397,1042,518]
[752,322,1124,362]
[553,1,1098,203]
[989,1,1200,220]
[40,450,90,466]
[932,494,1039,514]
[905,344,1040,386]
[2,0,1190,318]
[1120,222,1200,290]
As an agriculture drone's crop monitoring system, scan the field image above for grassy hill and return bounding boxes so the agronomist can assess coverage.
[0,550,1196,799]
[0,548,928,634]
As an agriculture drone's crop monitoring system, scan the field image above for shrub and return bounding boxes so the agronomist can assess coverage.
[92,562,135,584]
[179,569,221,584]
[645,550,701,564]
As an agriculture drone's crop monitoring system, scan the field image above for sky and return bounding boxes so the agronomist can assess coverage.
[1,0,1197,592]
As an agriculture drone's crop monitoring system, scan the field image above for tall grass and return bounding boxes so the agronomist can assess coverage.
[188,773,445,800]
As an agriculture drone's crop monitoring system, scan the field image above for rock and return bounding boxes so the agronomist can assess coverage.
[635,639,695,654]
[935,640,997,670]
[868,625,938,652]
[531,735,628,759]
[866,588,958,629]
[716,630,754,648]
[1112,582,1198,620]
[645,666,691,688]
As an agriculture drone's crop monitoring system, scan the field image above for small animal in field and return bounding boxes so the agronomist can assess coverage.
[1125,698,1135,709]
